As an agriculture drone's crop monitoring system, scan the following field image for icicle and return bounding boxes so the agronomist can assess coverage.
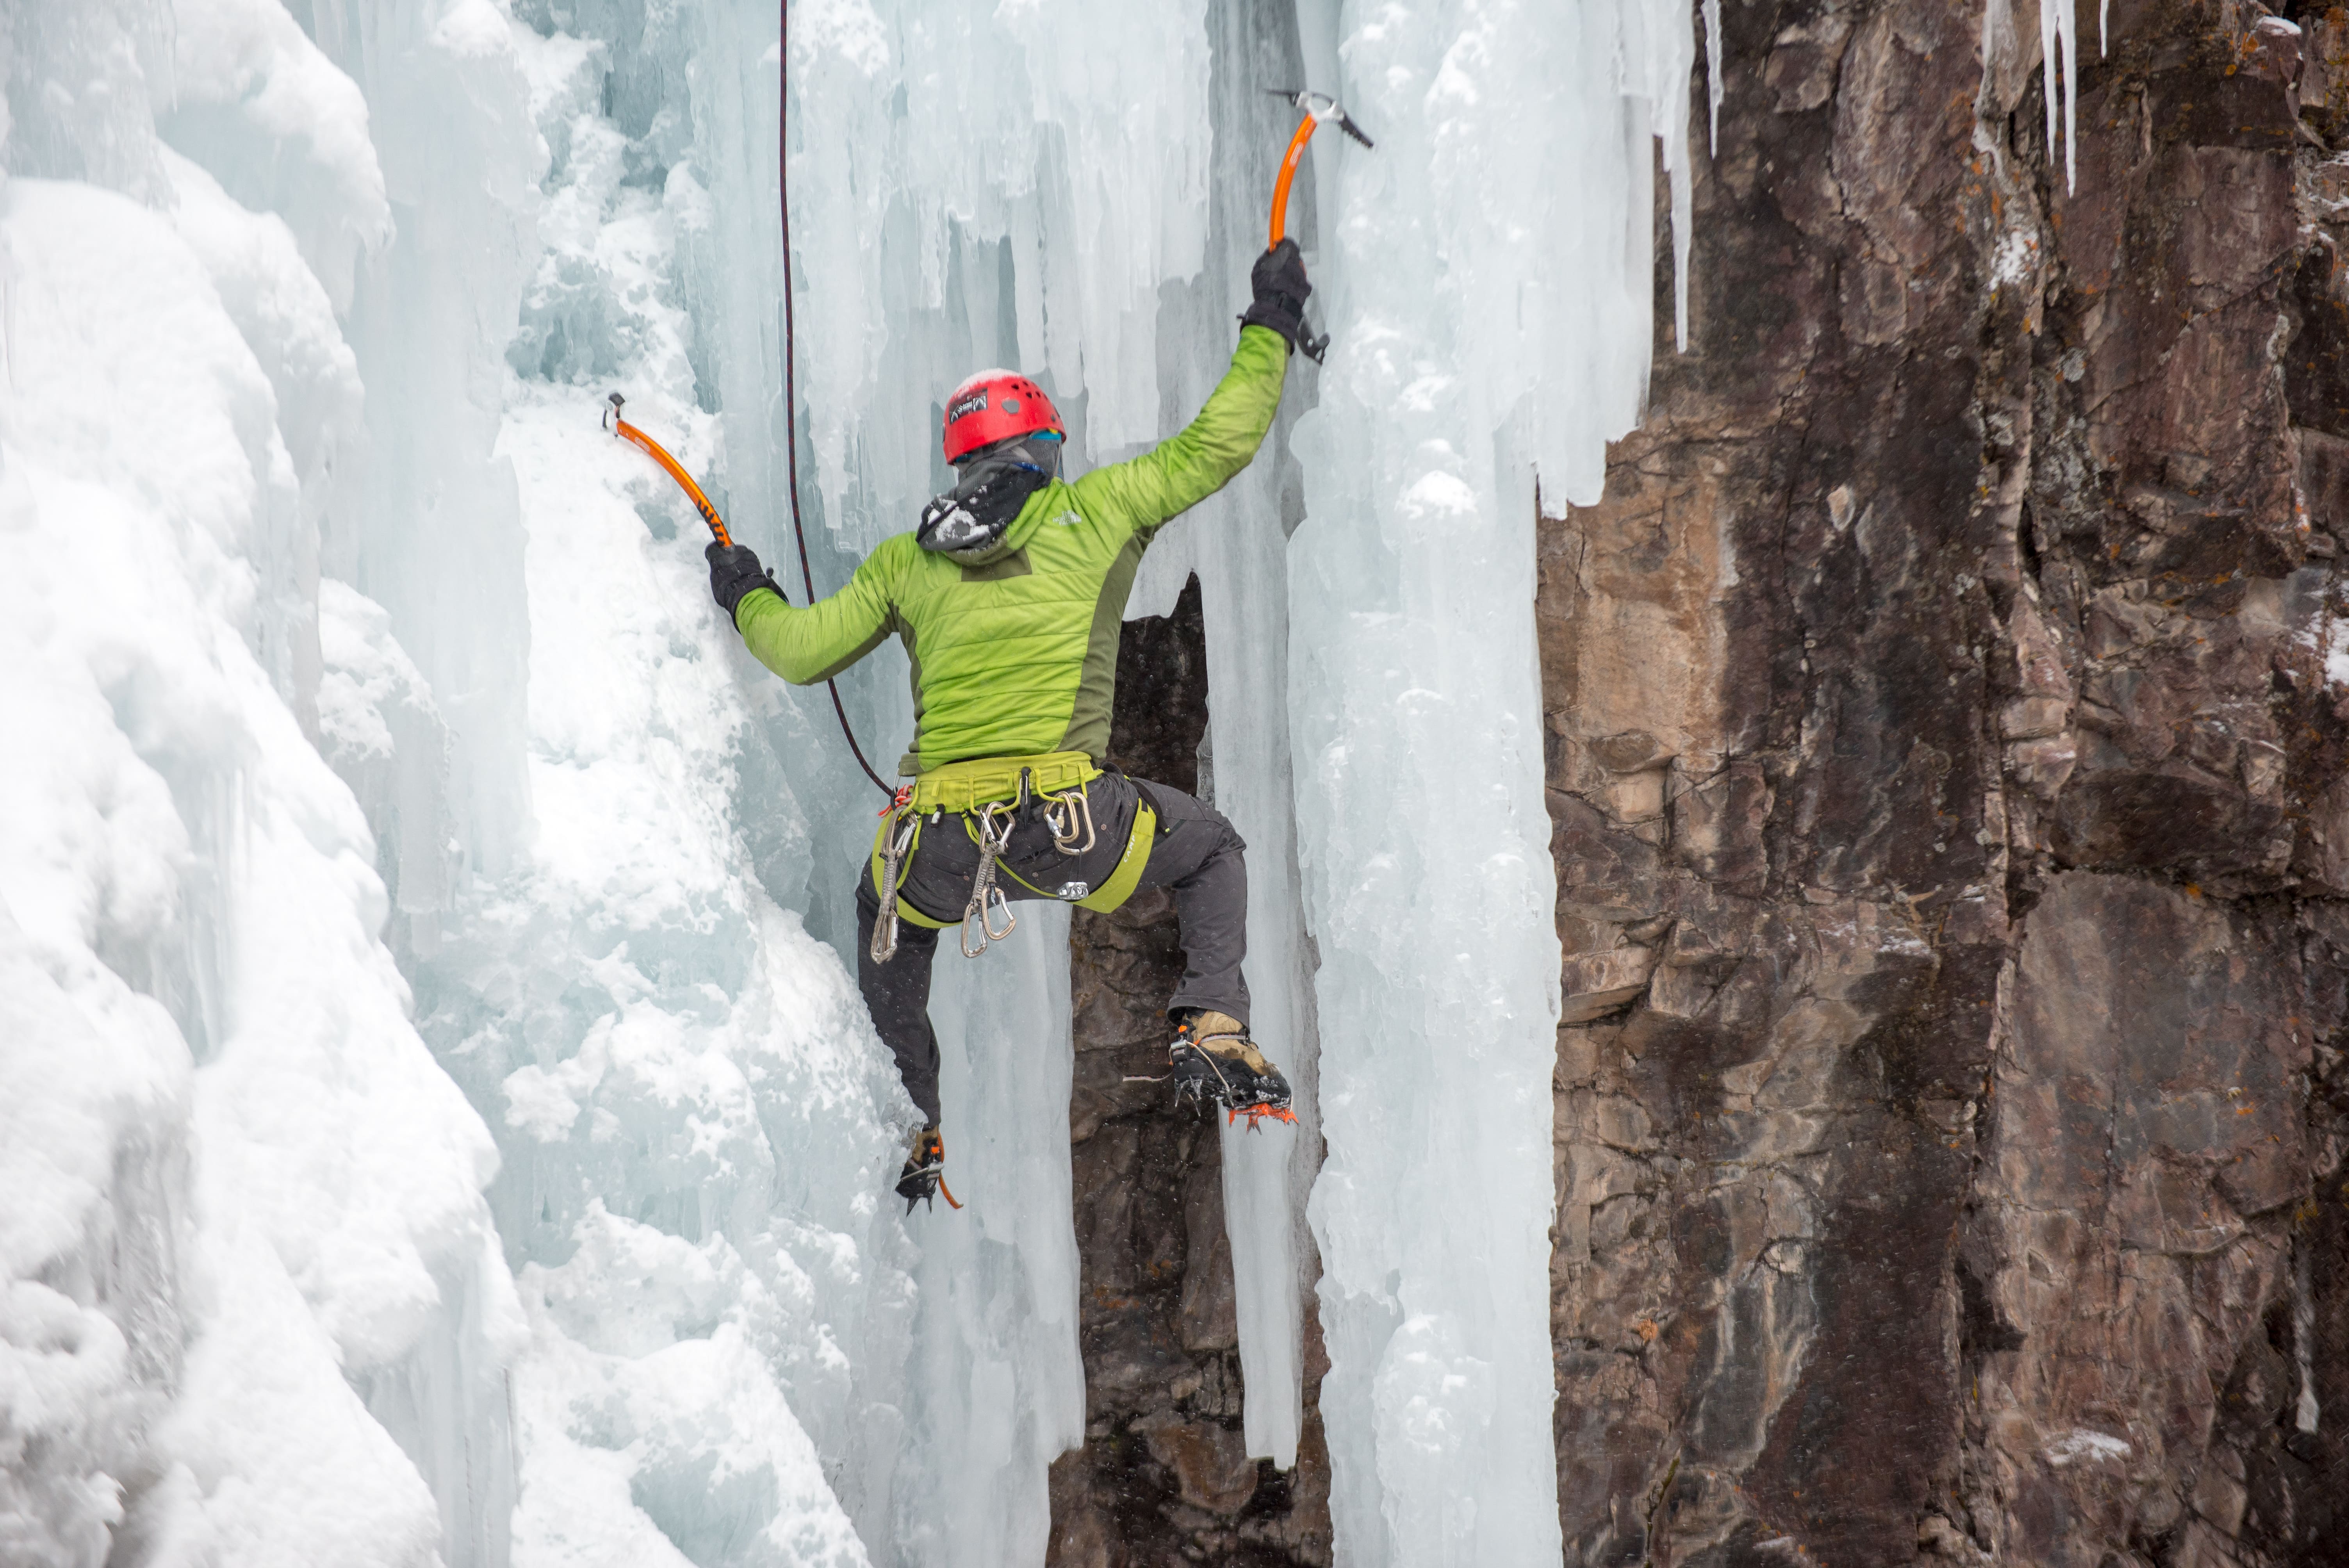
[1704,0,1724,156]
[2296,1242,2321,1434]
[2042,0,2078,193]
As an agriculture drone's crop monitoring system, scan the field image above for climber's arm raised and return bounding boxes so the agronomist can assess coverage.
[1073,326,1288,533]
[1071,243,1307,533]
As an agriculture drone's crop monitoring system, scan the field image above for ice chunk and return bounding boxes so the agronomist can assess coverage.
[163,0,393,312]
[0,896,187,1568]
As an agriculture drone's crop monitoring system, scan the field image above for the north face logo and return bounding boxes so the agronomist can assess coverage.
[946,389,989,423]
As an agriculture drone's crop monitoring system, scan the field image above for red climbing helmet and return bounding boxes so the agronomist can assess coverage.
[940,368,1064,464]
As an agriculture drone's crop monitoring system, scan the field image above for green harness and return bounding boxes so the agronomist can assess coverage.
[867,751,1157,955]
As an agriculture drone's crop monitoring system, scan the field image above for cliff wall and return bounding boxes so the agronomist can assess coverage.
[1541,2,2347,1563]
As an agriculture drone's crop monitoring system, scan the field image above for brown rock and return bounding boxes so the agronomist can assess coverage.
[1142,1420,1259,1516]
[1536,2,2348,1563]
[1560,945,1661,1024]
[1055,569,1329,1564]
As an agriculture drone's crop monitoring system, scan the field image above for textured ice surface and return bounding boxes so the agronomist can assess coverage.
[787,0,1213,552]
[1,0,906,1563]
[0,82,507,1568]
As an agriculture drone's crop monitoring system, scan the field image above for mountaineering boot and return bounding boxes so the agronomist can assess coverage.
[895,1126,959,1213]
[1169,1011,1296,1128]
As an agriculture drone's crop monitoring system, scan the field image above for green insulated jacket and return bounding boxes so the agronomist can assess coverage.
[736,325,1289,775]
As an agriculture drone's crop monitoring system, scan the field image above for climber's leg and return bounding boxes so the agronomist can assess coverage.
[1128,780,1251,1027]
[855,872,946,1126]
[1122,782,1291,1123]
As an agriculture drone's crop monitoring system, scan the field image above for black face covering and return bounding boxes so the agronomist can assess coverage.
[916,435,1063,560]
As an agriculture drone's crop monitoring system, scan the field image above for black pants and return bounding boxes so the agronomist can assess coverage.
[855,772,1248,1124]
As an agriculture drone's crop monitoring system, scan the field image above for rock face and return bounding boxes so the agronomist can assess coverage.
[1050,577,1333,1566]
[1540,2,2347,1564]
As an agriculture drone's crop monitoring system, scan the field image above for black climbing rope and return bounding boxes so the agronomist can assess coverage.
[779,0,893,799]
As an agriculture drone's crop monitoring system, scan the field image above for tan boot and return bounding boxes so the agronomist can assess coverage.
[1170,1010,1294,1126]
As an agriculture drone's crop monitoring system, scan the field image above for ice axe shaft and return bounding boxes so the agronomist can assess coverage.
[1266,90,1371,248]
[604,393,732,547]
[1264,90,1372,364]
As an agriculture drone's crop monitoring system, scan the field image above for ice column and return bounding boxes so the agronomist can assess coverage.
[787,0,1213,553]
[1122,0,1325,1468]
[1286,2,1692,1563]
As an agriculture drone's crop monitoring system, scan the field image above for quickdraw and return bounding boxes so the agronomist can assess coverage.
[870,810,918,964]
[960,801,1021,958]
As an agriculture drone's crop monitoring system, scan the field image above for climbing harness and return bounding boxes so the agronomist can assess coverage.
[866,754,1160,964]
[1263,88,1374,365]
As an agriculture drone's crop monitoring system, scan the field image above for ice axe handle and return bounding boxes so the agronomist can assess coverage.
[605,393,733,548]
[1268,112,1317,249]
[1268,116,1331,362]
[1265,102,1359,365]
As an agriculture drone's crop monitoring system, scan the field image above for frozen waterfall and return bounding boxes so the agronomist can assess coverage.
[0,0,1691,1564]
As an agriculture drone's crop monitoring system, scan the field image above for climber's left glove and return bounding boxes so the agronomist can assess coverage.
[1239,238,1312,353]
[706,540,784,625]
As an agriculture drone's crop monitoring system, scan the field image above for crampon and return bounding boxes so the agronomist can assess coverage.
[895,1126,962,1213]
[1169,1011,1296,1130]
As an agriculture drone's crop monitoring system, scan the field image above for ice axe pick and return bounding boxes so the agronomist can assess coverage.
[1264,89,1373,365]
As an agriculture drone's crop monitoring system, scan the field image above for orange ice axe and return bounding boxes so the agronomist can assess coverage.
[603,393,732,547]
[1265,89,1372,365]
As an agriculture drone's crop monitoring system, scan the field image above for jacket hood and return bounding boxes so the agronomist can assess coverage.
[943,477,1070,567]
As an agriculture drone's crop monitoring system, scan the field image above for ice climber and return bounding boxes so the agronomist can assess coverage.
[704,241,1314,1210]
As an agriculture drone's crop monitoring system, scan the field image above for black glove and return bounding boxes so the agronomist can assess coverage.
[706,541,784,625]
[1238,238,1312,353]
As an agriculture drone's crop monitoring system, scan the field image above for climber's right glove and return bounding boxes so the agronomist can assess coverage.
[1239,238,1312,354]
[706,540,784,625]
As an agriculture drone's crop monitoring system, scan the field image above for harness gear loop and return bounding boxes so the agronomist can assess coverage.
[870,809,918,964]
[909,751,1096,814]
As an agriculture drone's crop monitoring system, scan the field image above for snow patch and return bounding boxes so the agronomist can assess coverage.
[2044,1428,2133,1468]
